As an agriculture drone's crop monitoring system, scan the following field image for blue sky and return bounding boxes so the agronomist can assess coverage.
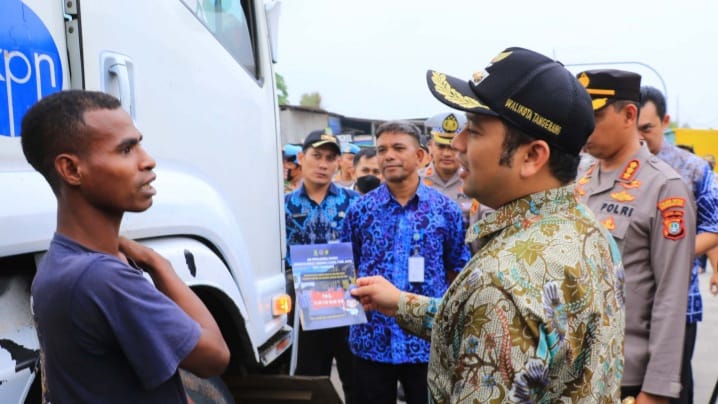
[274,0,717,128]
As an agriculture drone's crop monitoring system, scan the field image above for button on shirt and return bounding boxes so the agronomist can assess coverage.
[285,183,359,266]
[341,182,470,364]
[395,186,625,403]
[657,138,718,323]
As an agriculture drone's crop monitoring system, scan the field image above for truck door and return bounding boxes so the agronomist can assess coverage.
[74,0,287,345]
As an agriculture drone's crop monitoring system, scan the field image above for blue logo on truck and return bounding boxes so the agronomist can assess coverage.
[1,0,63,137]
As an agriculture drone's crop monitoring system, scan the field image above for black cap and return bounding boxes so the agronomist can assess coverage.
[576,69,642,110]
[302,128,340,154]
[426,47,595,156]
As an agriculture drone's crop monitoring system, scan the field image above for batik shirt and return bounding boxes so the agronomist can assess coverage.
[285,183,359,266]
[396,185,625,403]
[657,138,718,323]
[341,182,470,364]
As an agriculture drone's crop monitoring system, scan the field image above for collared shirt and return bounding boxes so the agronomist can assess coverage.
[342,181,470,364]
[657,137,718,323]
[285,183,359,266]
[576,144,695,398]
[395,185,625,403]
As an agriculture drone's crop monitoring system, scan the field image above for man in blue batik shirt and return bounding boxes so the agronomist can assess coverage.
[285,128,360,404]
[341,120,470,404]
[639,86,718,404]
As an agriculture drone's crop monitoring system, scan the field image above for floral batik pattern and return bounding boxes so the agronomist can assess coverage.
[397,185,625,403]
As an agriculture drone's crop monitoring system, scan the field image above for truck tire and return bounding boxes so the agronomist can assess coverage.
[180,369,234,404]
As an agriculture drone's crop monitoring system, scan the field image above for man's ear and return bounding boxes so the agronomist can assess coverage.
[623,103,639,126]
[663,113,671,128]
[519,140,551,178]
[416,145,426,164]
[297,151,305,166]
[54,153,82,186]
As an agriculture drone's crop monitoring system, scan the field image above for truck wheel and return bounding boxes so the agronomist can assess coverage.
[180,369,234,404]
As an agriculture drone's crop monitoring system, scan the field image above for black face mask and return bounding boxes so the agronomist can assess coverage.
[355,175,381,194]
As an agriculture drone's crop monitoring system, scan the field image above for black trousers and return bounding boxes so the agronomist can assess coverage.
[353,355,428,404]
[670,322,697,404]
[295,326,355,404]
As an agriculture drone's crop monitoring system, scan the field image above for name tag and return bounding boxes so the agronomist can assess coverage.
[408,256,425,283]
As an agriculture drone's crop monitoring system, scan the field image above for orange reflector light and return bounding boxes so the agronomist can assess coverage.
[272,294,292,316]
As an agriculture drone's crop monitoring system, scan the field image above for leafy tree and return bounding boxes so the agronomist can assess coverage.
[299,92,322,109]
[276,72,289,105]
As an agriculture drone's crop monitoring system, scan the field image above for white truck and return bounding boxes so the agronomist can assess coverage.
[0,1,340,402]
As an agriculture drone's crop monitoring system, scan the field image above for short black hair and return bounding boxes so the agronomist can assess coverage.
[375,121,422,146]
[469,112,579,185]
[353,147,377,166]
[21,90,122,195]
[640,86,667,120]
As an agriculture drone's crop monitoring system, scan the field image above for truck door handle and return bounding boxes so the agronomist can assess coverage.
[100,52,135,120]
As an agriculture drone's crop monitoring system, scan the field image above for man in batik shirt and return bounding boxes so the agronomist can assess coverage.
[351,47,625,403]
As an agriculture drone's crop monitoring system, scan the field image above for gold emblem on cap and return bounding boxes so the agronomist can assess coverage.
[491,51,512,64]
[442,114,460,133]
[578,72,590,88]
[431,71,489,110]
[321,134,335,142]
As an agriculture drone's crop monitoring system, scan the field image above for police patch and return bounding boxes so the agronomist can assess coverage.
[662,210,686,240]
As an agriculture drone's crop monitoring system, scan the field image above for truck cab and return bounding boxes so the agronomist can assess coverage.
[0,0,307,401]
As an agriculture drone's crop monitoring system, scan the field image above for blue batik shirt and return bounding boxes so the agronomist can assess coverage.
[658,135,718,323]
[285,182,359,266]
[341,181,470,364]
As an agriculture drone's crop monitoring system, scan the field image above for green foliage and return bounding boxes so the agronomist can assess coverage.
[299,92,322,109]
[275,72,289,105]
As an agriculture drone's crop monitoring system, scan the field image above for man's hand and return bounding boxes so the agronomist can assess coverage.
[634,391,668,404]
[118,236,167,274]
[351,276,401,316]
[710,271,718,296]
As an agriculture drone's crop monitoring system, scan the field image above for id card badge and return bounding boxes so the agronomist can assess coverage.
[408,255,425,283]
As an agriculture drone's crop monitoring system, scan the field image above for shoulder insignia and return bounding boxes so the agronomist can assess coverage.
[657,197,686,212]
[602,216,616,231]
[423,178,433,186]
[578,176,590,185]
[470,199,479,216]
[575,186,586,197]
[619,179,642,189]
[620,160,640,181]
[426,167,433,176]
[611,190,635,202]
[662,211,686,240]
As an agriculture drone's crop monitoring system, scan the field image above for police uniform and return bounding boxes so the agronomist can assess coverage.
[419,113,493,239]
[576,69,696,399]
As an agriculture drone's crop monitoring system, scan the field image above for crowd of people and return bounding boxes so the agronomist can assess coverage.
[284,47,718,404]
[21,45,718,403]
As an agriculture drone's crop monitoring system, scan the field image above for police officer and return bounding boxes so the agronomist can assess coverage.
[334,142,360,189]
[419,112,492,244]
[575,69,696,403]
[639,86,718,404]
[283,143,303,193]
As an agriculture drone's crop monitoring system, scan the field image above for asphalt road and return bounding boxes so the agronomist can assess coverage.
[330,270,718,403]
